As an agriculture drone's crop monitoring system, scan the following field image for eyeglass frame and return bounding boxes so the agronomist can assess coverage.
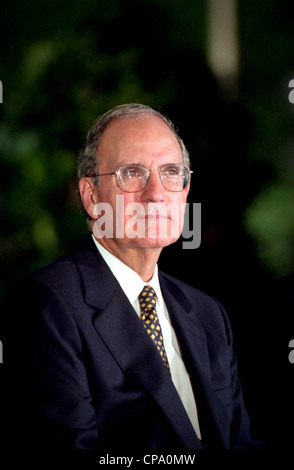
[88,163,193,193]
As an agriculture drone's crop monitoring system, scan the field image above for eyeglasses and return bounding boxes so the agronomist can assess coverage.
[90,163,193,192]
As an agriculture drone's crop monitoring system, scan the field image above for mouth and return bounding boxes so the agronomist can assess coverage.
[143,214,170,220]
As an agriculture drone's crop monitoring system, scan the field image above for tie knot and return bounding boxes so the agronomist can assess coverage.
[138,285,156,310]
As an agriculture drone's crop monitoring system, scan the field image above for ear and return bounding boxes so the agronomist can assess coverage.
[79,177,99,219]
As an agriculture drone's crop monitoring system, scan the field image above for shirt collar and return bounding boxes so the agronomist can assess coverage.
[92,235,162,308]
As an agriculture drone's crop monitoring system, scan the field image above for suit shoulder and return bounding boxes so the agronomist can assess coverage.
[159,270,232,339]
[26,235,96,290]
[28,253,78,288]
[159,270,221,310]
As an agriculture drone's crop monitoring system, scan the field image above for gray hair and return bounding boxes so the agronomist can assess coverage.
[78,103,190,183]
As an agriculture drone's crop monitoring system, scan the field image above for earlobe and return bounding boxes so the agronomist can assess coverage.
[79,177,98,219]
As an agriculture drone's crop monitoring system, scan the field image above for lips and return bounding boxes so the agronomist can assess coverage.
[143,214,170,220]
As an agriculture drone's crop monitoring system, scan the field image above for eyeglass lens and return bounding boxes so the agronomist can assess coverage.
[117,164,190,192]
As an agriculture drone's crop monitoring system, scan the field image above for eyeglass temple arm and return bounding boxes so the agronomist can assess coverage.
[89,171,117,177]
[90,168,193,177]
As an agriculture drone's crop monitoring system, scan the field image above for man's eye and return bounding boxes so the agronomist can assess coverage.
[163,166,180,176]
[122,167,145,179]
[124,168,140,177]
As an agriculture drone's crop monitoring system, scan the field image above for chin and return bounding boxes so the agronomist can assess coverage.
[128,236,179,249]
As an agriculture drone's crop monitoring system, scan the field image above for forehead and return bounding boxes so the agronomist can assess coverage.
[97,115,183,167]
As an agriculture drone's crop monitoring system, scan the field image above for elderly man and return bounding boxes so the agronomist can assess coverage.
[2,103,261,450]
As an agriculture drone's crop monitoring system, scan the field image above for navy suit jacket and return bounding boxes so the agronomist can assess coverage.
[1,235,260,450]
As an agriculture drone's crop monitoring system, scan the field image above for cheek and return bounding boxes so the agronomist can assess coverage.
[168,195,188,230]
[168,193,187,212]
[96,185,127,210]
[112,194,139,233]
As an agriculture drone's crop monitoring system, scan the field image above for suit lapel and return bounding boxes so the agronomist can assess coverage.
[92,291,201,448]
[73,236,201,449]
[159,273,230,448]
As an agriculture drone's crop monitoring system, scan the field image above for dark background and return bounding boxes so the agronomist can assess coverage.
[1,0,294,450]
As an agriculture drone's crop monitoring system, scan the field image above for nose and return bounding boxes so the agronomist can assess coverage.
[140,169,165,202]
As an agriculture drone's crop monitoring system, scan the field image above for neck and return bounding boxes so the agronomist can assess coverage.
[94,237,162,282]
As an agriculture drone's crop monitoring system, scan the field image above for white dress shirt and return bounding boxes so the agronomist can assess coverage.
[92,235,201,439]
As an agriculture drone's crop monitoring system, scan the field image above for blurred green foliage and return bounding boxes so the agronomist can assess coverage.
[245,183,294,276]
[1,0,294,300]
[0,0,207,296]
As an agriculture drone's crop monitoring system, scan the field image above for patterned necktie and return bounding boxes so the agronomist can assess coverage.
[138,285,170,372]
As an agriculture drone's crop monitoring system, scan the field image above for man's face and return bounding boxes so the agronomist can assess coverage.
[91,115,190,252]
